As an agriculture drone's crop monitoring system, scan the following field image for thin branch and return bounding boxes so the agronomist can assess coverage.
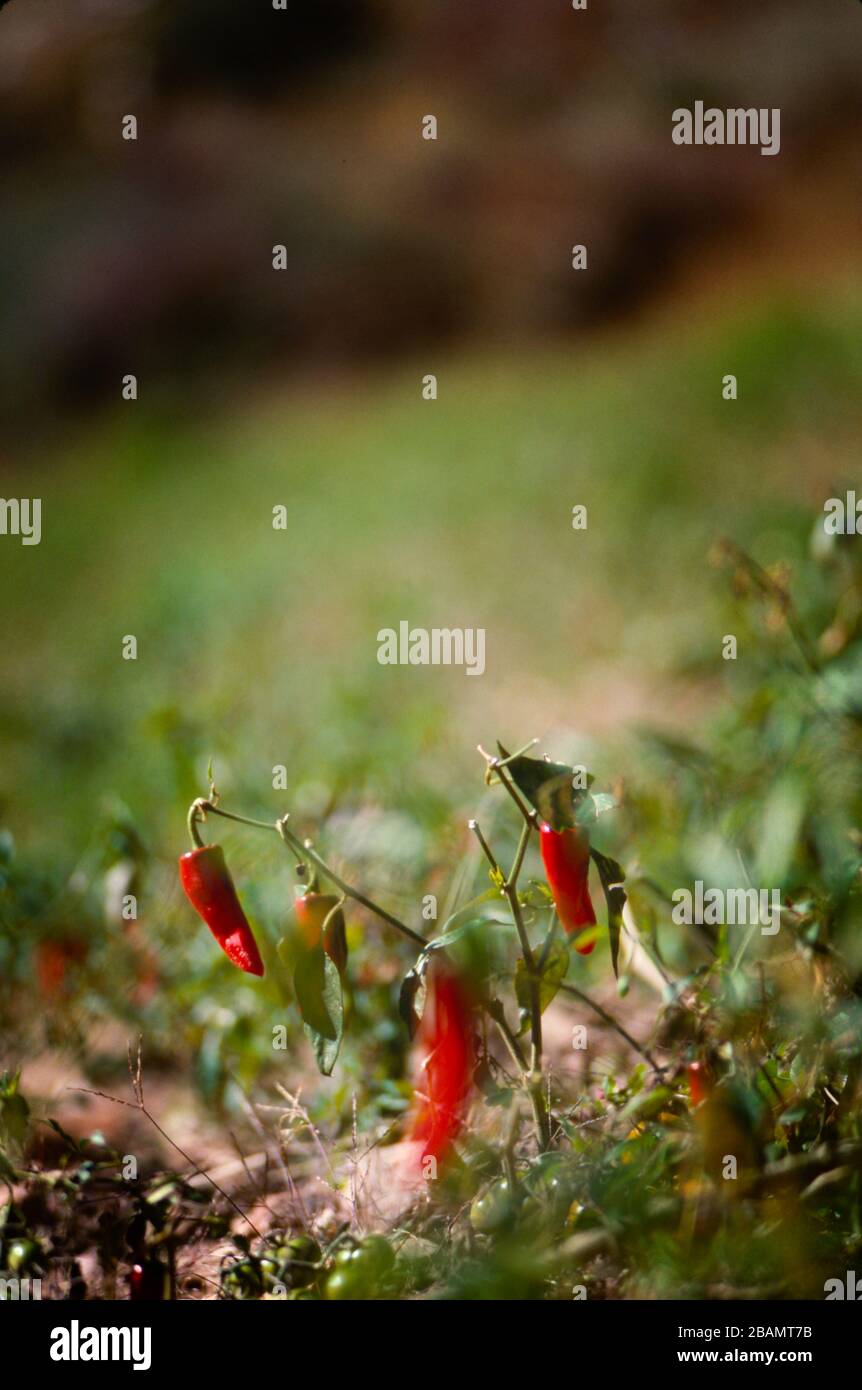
[501,819,550,1150]
[66,1086,264,1240]
[469,819,501,879]
[187,798,426,948]
[477,746,539,827]
[276,816,426,948]
[557,981,664,1075]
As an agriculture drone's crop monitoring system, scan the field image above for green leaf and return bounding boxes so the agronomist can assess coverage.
[574,792,617,827]
[515,941,569,1021]
[499,747,586,830]
[197,1027,226,1105]
[620,1085,674,1124]
[483,1086,516,1110]
[520,880,554,910]
[398,889,509,1038]
[0,1070,30,1152]
[294,946,344,1076]
[590,849,626,978]
[422,917,493,957]
[436,887,500,937]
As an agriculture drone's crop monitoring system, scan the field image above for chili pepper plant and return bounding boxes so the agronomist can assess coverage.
[177,736,626,1161]
[168,527,862,1298]
[4,525,862,1300]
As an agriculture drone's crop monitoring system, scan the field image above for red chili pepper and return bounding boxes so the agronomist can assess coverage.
[35,939,87,1000]
[408,962,475,1173]
[687,1060,711,1107]
[294,892,348,975]
[539,822,596,953]
[129,1259,166,1300]
[178,844,264,977]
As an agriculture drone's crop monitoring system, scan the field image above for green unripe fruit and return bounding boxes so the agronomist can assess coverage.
[7,1239,38,1273]
[469,1179,516,1234]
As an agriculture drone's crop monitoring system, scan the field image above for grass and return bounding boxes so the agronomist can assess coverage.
[2,285,860,865]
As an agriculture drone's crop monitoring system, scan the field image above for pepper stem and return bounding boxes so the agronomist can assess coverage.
[182,798,426,949]
[187,801,206,848]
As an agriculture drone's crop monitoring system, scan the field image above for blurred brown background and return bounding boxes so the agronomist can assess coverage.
[2,0,860,438]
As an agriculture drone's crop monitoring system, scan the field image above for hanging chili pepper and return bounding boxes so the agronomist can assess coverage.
[294,892,348,975]
[539,822,596,954]
[687,1060,712,1107]
[129,1259,166,1300]
[408,962,475,1174]
[178,843,265,977]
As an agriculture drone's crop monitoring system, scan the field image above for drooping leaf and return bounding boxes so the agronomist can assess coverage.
[322,906,348,977]
[399,964,429,1039]
[496,744,592,830]
[591,848,627,978]
[294,946,343,1075]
